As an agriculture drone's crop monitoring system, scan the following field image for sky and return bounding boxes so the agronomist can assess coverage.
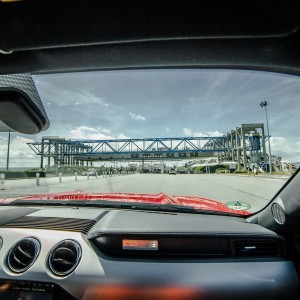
[0,69,300,168]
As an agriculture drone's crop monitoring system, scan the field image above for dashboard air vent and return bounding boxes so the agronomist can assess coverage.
[235,240,278,257]
[272,203,286,225]
[48,240,81,276]
[7,237,40,273]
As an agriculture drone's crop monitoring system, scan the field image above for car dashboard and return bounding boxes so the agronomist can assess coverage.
[0,205,298,300]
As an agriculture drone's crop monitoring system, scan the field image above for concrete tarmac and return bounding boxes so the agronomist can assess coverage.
[0,173,289,213]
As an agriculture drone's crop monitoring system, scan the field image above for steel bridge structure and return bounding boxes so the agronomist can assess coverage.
[27,123,269,170]
[28,136,228,168]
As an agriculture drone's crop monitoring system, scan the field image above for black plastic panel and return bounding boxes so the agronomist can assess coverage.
[1,1,300,51]
[88,210,278,238]
[95,236,231,258]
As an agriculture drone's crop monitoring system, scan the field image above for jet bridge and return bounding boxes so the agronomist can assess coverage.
[224,123,268,170]
[28,136,228,169]
[27,124,268,171]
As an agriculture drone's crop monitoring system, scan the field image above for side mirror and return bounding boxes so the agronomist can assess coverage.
[0,74,49,134]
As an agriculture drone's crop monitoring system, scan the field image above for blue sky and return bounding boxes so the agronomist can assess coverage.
[0,69,300,167]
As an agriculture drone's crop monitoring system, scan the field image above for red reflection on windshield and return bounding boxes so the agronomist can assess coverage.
[2,192,250,216]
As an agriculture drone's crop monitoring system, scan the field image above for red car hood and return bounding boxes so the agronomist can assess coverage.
[1,192,250,216]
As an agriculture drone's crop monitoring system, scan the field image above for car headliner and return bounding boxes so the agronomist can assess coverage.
[1,0,300,76]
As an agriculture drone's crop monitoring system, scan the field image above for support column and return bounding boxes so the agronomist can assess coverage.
[6,129,11,171]
[230,131,234,161]
[241,125,247,170]
[236,127,240,170]
[40,138,44,169]
[261,124,267,163]
[48,143,51,167]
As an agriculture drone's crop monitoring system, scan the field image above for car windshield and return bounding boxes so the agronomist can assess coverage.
[0,69,299,215]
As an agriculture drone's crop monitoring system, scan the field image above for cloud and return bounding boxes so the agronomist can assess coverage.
[99,128,111,135]
[68,126,113,140]
[68,126,128,141]
[192,132,207,137]
[34,76,108,107]
[183,128,224,137]
[183,128,192,136]
[0,135,39,168]
[270,137,300,162]
[208,131,224,137]
[117,133,130,139]
[129,112,147,121]
[195,131,224,137]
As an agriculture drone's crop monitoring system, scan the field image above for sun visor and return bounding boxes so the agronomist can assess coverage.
[0,74,49,134]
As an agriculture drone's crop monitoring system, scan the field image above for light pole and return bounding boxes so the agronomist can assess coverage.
[260,101,272,173]
[6,129,11,171]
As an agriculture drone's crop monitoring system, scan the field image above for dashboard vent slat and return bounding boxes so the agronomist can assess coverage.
[235,240,279,257]
[3,216,95,234]
[272,203,286,225]
[48,240,81,276]
[7,237,40,273]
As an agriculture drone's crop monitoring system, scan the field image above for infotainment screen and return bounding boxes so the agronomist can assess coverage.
[0,280,53,300]
[0,280,75,300]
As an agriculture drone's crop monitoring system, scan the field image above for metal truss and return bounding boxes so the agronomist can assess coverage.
[27,136,228,157]
[27,123,269,170]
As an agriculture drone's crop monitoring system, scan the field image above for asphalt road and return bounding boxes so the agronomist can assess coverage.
[0,173,289,213]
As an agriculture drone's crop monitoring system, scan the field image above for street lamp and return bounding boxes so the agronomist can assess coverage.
[260,101,272,173]
[6,129,11,171]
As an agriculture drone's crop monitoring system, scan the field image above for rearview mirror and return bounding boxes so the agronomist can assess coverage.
[0,74,49,134]
[0,89,46,134]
